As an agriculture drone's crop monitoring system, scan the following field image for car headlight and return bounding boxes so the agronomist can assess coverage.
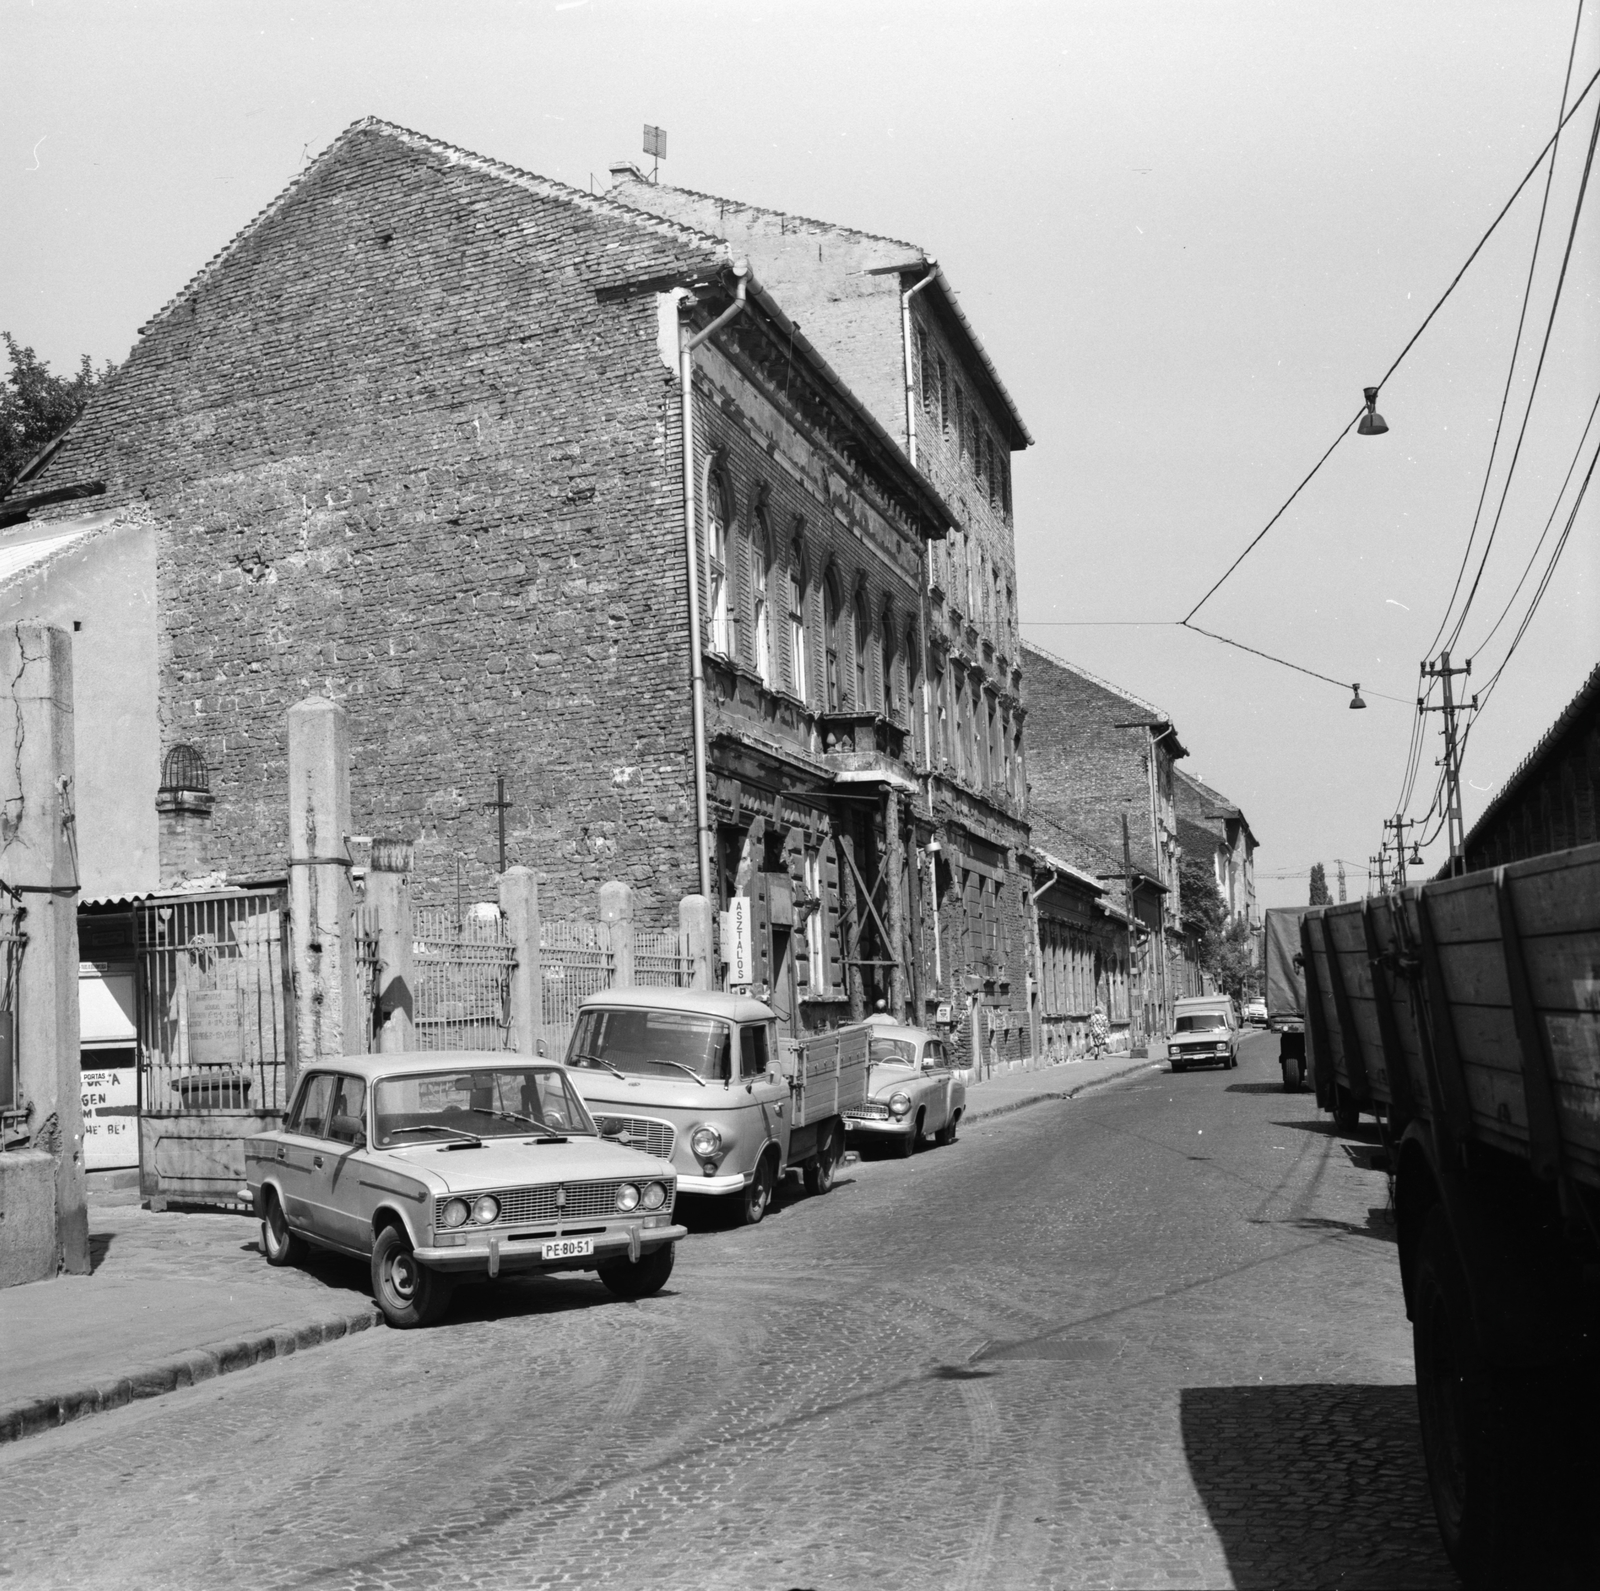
[889,1092,912,1119]
[689,1125,721,1158]
[441,1198,470,1229]
[471,1195,500,1225]
[616,1182,641,1212]
[641,1181,666,1211]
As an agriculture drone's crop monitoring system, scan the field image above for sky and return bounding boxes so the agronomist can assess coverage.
[6,0,1597,907]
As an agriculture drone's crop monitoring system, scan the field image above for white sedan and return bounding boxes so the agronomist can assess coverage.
[844,1024,966,1158]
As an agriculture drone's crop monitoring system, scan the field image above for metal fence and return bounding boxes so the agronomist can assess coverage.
[351,904,382,1054]
[413,905,516,1052]
[635,926,692,988]
[134,890,292,1115]
[539,921,613,1055]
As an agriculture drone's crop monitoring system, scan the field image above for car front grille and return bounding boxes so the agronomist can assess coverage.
[592,1114,675,1160]
[847,1102,891,1121]
[434,1177,675,1232]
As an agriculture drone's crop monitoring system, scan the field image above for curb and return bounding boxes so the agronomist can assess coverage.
[0,1303,381,1447]
[964,1056,1161,1126]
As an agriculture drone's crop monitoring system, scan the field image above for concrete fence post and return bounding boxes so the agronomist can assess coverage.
[287,697,355,1079]
[369,838,414,1054]
[0,622,89,1278]
[499,866,541,1055]
[680,894,713,990]
[600,880,634,988]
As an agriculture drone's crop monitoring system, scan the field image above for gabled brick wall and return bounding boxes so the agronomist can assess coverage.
[27,121,736,917]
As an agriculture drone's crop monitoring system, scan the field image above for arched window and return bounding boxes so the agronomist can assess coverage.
[752,511,772,687]
[854,589,871,711]
[706,471,732,656]
[935,660,949,766]
[824,569,842,712]
[787,541,808,705]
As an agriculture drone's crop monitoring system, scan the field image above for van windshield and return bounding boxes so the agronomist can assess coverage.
[567,1007,732,1080]
[1175,1013,1228,1032]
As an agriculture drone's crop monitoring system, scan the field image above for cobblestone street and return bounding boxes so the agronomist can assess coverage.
[0,1034,1455,1590]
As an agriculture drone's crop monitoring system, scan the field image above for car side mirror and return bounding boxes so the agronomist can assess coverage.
[921,1057,937,1071]
[330,1114,365,1148]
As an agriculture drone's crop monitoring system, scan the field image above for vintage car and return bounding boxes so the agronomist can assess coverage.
[245,1052,684,1328]
[565,988,862,1226]
[844,1023,965,1156]
[1167,995,1241,1072]
[1242,997,1268,1027]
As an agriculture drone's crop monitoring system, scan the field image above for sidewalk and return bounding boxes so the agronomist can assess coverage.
[0,1189,379,1446]
[962,1042,1164,1125]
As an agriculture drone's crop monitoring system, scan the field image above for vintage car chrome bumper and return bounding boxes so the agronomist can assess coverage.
[414,1222,686,1273]
[845,1115,914,1138]
[673,1169,747,1194]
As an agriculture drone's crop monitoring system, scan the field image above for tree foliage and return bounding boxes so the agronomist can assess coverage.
[1180,847,1259,999]
[1308,862,1331,906]
[0,334,115,496]
[1212,920,1258,1002]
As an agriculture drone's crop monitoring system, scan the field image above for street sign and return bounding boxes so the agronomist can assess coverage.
[721,896,755,987]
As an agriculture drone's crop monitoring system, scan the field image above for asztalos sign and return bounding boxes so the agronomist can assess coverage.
[720,896,755,989]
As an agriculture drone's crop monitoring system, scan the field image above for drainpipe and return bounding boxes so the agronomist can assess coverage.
[679,262,750,900]
[900,261,942,820]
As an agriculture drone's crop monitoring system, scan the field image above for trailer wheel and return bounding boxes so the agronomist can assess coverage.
[1280,1055,1301,1093]
[1333,1084,1360,1132]
[1413,1207,1564,1587]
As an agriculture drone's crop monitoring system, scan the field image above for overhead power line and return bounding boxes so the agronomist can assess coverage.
[1185,58,1600,625]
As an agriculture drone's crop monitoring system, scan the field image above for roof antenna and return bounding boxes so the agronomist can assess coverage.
[643,123,667,184]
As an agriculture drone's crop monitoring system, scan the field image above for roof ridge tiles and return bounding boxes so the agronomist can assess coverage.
[136,116,734,339]
[1021,638,1174,726]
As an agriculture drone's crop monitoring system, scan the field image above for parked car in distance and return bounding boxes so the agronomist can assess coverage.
[845,1023,966,1157]
[245,1052,684,1328]
[1242,997,1268,1026]
[565,988,864,1226]
[1168,996,1241,1072]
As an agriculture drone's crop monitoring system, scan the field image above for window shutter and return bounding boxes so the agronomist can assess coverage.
[823,836,843,996]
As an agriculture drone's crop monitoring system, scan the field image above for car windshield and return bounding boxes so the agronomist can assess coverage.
[566,1007,733,1081]
[1176,1013,1228,1032]
[372,1067,595,1147]
[869,1038,918,1067]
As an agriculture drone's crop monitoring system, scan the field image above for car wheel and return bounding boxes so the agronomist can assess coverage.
[896,1112,922,1159]
[1171,1061,1186,1074]
[935,1110,960,1148]
[260,1190,305,1268]
[598,1241,675,1300]
[740,1152,776,1226]
[371,1223,453,1329]
[803,1129,838,1196]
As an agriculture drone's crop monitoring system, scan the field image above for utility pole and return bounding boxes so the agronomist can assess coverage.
[484,773,511,877]
[1368,852,1387,896]
[1336,860,1346,903]
[1422,651,1475,878]
[1384,815,1418,888]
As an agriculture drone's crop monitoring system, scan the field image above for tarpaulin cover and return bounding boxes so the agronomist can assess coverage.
[1264,908,1307,1019]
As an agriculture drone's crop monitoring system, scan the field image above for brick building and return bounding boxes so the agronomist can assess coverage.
[7,119,961,1037]
[610,168,1037,1069]
[1029,848,1135,1058]
[1175,769,1258,929]
[1022,642,1187,1042]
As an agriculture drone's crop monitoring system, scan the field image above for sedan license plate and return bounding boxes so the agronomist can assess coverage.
[541,1237,594,1262]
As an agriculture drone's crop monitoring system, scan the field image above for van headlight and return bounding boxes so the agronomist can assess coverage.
[641,1181,666,1211]
[471,1195,500,1225]
[690,1125,721,1158]
[889,1092,912,1119]
[441,1198,470,1229]
[616,1183,641,1212]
